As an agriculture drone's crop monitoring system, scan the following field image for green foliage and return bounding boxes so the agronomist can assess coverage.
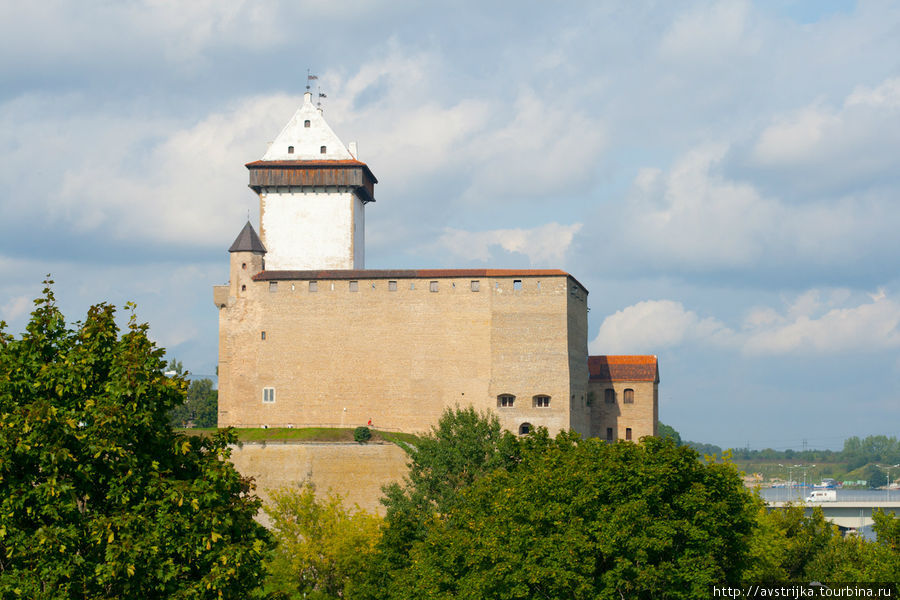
[356,407,521,598]
[264,485,381,600]
[0,283,272,599]
[169,377,218,428]
[354,426,372,444]
[862,464,888,488]
[804,526,899,581]
[743,504,837,582]
[657,421,682,446]
[389,435,756,600]
[873,508,900,553]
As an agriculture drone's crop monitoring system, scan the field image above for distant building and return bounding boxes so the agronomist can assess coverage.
[214,91,658,440]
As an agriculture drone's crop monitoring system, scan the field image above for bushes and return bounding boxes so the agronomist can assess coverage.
[354,426,372,444]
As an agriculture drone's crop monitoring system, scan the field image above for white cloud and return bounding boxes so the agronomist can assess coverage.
[742,290,900,355]
[658,0,759,64]
[0,295,31,322]
[748,77,900,193]
[590,299,731,354]
[435,223,582,266]
[593,289,900,356]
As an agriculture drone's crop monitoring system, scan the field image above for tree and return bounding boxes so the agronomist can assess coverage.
[0,284,272,599]
[169,377,218,428]
[264,485,381,599]
[657,421,682,446]
[355,407,523,599]
[381,435,757,600]
[743,504,837,582]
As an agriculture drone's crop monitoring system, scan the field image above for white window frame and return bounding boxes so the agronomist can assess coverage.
[262,387,276,404]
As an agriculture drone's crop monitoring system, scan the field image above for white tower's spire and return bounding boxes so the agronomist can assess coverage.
[246,93,376,272]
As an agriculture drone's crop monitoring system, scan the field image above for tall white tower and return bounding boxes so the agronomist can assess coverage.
[246,92,377,271]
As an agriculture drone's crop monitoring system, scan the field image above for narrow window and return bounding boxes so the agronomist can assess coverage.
[304,120,311,128]
[388,280,397,291]
[241,262,247,270]
[606,427,614,441]
[262,387,275,404]
[471,280,480,292]
[537,281,541,290]
[519,423,531,435]
[309,281,318,292]
[514,279,522,291]
[410,282,415,290]
[269,281,278,293]
[287,145,294,154]
[497,394,515,408]
[320,145,327,154]
[626,428,633,441]
[533,395,550,408]
[241,284,246,292]
[624,389,634,404]
[261,331,266,340]
[430,281,439,292]
[605,389,616,404]
[349,281,358,292]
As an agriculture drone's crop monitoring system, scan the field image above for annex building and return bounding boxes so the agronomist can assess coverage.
[214,91,658,440]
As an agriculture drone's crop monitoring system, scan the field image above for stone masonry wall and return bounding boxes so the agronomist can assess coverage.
[217,271,586,435]
[228,442,409,524]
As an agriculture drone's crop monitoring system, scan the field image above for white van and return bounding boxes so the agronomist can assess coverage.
[806,490,837,502]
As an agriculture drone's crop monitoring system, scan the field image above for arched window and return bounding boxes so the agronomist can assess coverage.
[533,395,550,408]
[497,394,515,408]
[624,389,634,404]
[320,145,327,154]
[625,427,632,441]
[304,120,311,128]
[287,145,294,154]
[605,388,616,404]
[519,423,532,435]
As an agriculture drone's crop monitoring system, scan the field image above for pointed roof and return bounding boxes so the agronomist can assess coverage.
[262,92,354,161]
[228,222,266,253]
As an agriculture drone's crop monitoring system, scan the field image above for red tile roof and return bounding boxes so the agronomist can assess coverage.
[253,268,585,289]
[588,355,658,382]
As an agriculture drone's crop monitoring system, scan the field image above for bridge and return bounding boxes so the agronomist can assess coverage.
[766,501,900,530]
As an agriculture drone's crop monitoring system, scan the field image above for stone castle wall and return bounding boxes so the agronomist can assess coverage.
[216,270,591,437]
[228,442,409,524]
[589,380,658,442]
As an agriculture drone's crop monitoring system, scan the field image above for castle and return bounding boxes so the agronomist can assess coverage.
[214,91,658,440]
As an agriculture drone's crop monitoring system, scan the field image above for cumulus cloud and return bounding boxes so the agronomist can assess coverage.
[434,222,582,266]
[592,289,900,356]
[746,77,900,195]
[741,289,900,355]
[590,299,731,354]
[658,0,760,65]
[578,74,900,282]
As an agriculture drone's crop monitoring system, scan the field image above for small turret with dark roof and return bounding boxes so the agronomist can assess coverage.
[229,222,266,254]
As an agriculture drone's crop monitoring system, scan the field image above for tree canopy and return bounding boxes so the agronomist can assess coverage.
[355,408,757,600]
[0,284,272,599]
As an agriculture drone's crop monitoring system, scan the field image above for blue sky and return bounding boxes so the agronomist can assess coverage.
[1,0,898,450]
